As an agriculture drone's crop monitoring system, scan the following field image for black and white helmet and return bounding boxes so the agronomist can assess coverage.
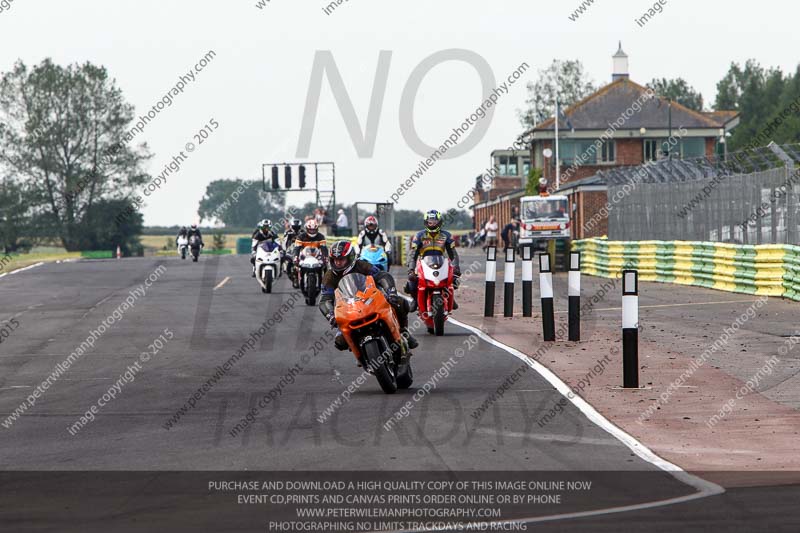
[329,240,356,275]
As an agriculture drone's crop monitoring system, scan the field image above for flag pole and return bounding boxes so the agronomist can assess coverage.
[555,97,560,191]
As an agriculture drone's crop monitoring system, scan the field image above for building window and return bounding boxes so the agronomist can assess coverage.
[522,157,531,176]
[559,140,596,165]
[600,140,615,163]
[681,138,706,159]
[643,139,660,162]
[495,155,518,176]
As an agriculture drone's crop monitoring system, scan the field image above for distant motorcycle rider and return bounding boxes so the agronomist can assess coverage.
[251,219,279,277]
[407,210,461,309]
[281,218,303,277]
[175,226,188,246]
[357,215,392,261]
[283,218,303,250]
[292,219,328,260]
[187,224,204,248]
[319,240,418,352]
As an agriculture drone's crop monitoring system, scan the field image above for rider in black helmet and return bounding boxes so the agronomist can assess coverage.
[319,240,418,352]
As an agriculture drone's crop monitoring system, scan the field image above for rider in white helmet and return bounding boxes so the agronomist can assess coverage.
[356,215,392,261]
[292,219,328,260]
[250,219,279,276]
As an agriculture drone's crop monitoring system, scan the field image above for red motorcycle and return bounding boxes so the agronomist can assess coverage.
[413,251,455,336]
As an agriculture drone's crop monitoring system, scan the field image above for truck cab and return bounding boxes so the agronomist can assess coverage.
[518,195,570,243]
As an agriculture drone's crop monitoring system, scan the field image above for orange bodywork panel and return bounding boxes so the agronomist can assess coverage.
[334,276,402,360]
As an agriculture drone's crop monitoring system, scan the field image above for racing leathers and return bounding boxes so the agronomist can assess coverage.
[319,260,416,351]
[283,229,299,250]
[357,228,393,261]
[292,231,328,260]
[250,227,280,270]
[406,229,461,306]
[187,227,204,247]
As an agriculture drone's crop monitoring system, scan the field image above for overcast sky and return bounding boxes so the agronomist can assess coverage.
[1,0,796,226]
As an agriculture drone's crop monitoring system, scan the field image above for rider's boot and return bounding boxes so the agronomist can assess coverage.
[334,330,349,351]
[395,301,419,350]
[403,329,419,350]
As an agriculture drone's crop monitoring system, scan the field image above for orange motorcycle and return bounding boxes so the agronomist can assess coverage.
[334,273,413,394]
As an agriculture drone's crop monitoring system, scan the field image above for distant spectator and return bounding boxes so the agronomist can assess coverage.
[335,209,349,236]
[501,218,520,250]
[484,216,498,249]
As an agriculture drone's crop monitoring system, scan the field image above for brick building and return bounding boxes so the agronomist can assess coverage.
[473,43,739,240]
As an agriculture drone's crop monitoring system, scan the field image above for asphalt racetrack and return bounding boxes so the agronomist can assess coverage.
[1,255,798,532]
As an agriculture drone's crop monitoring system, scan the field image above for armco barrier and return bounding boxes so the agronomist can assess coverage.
[572,238,800,301]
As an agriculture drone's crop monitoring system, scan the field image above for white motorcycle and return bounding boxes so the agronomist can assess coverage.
[255,242,282,294]
[177,236,188,260]
[298,246,325,306]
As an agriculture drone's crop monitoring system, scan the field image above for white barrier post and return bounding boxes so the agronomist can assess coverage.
[622,270,639,388]
[568,251,581,342]
[522,246,533,317]
[484,246,497,317]
[503,247,516,318]
[539,253,555,341]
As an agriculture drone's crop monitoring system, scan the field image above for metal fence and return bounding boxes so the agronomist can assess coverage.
[609,166,800,244]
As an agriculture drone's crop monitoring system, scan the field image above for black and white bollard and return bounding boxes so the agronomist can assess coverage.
[521,245,533,317]
[539,253,555,341]
[568,251,581,342]
[622,270,639,388]
[503,247,516,318]
[484,246,497,317]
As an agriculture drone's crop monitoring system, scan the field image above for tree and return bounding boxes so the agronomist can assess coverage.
[647,78,704,111]
[0,177,34,253]
[0,59,152,250]
[74,198,143,255]
[713,60,799,150]
[212,231,226,251]
[525,167,544,195]
[394,209,424,231]
[197,179,285,228]
[519,60,596,130]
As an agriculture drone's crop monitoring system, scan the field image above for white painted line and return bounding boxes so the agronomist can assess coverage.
[403,318,725,528]
[476,428,620,446]
[213,276,231,291]
[81,295,114,319]
[0,262,45,279]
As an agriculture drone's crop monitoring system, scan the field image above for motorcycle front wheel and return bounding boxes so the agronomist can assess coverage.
[432,294,446,336]
[265,269,273,293]
[305,272,318,306]
[364,339,397,394]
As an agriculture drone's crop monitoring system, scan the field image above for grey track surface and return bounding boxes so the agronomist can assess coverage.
[0,255,658,472]
[5,255,800,532]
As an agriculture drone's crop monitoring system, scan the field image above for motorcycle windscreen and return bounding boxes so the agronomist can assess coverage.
[422,253,445,270]
[335,273,368,300]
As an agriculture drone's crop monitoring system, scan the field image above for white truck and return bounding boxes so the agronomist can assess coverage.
[518,194,571,270]
[518,194,570,241]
